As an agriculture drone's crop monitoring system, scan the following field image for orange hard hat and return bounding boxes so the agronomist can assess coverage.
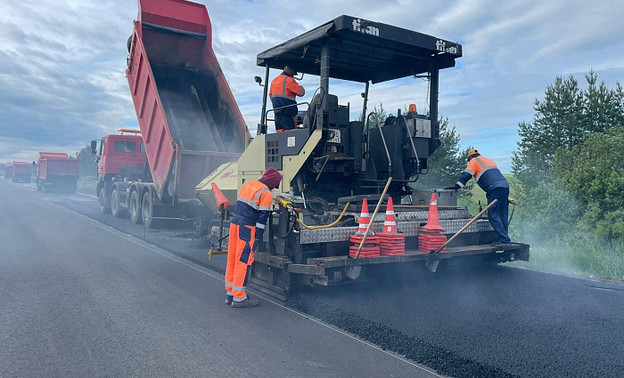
[467,149,480,159]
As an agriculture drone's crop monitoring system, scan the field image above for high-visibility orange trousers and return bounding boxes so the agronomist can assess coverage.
[225,223,256,302]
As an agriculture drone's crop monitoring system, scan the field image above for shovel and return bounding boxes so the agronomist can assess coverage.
[425,199,498,272]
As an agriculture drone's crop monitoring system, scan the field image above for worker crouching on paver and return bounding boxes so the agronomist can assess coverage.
[454,149,511,245]
[225,168,282,308]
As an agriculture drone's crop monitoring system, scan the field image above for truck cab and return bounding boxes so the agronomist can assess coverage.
[97,132,146,181]
[94,130,147,213]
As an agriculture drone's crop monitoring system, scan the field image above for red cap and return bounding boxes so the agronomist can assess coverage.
[261,167,282,189]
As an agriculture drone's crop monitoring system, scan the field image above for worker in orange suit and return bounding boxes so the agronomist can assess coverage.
[225,167,282,308]
[269,66,305,132]
[454,149,511,245]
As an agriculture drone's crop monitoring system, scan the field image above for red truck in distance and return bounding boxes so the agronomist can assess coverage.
[36,152,80,192]
[11,162,32,183]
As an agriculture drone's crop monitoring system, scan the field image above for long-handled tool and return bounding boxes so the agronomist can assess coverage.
[208,183,230,260]
[208,207,229,260]
[425,199,497,272]
[431,199,498,254]
[354,177,393,259]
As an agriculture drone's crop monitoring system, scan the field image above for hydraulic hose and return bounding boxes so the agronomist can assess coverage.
[295,202,351,230]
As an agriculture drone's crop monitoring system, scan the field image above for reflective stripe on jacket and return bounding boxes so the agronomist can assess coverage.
[269,73,304,116]
[231,180,273,240]
[457,156,509,192]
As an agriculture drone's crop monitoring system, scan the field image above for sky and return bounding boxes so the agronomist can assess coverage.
[0,0,623,172]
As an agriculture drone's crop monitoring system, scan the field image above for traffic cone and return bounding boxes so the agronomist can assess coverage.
[421,192,445,233]
[355,198,374,236]
[418,192,447,254]
[379,197,405,256]
[350,199,380,258]
[383,197,397,233]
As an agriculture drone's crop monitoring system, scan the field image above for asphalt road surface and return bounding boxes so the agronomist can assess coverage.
[3,179,624,377]
[0,180,434,377]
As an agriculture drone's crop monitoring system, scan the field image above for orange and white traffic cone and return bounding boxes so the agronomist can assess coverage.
[355,198,373,236]
[350,199,380,258]
[422,193,445,233]
[418,192,447,254]
[379,197,405,256]
[383,197,397,233]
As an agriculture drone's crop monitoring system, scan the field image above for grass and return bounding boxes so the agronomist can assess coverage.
[514,236,624,282]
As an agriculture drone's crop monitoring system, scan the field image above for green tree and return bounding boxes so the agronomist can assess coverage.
[583,70,624,134]
[553,126,624,239]
[512,71,624,241]
[76,146,97,177]
[365,102,387,130]
[512,75,584,188]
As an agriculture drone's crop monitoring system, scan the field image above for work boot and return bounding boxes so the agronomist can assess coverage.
[231,297,259,308]
[225,295,233,305]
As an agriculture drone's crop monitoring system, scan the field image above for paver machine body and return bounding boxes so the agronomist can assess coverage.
[198,16,529,298]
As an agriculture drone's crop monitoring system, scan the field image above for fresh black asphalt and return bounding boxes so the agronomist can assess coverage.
[6,179,624,377]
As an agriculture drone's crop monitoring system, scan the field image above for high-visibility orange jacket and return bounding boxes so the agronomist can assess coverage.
[231,180,273,241]
[456,155,509,192]
[269,72,305,117]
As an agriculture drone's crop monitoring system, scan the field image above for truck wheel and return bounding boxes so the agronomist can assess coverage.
[129,190,142,224]
[141,191,160,228]
[111,187,127,218]
[98,186,110,214]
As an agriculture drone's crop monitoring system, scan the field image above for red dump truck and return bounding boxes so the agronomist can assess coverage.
[93,0,248,227]
[11,162,31,183]
[36,153,80,192]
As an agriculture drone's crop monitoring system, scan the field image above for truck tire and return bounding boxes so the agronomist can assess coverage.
[129,190,142,224]
[111,187,127,218]
[142,191,160,228]
[98,186,110,214]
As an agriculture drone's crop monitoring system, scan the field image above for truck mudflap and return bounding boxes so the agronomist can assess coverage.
[250,242,529,294]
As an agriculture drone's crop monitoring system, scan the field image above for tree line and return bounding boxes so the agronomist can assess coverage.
[512,71,624,240]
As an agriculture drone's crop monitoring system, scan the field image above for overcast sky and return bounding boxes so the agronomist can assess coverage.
[1,0,623,171]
